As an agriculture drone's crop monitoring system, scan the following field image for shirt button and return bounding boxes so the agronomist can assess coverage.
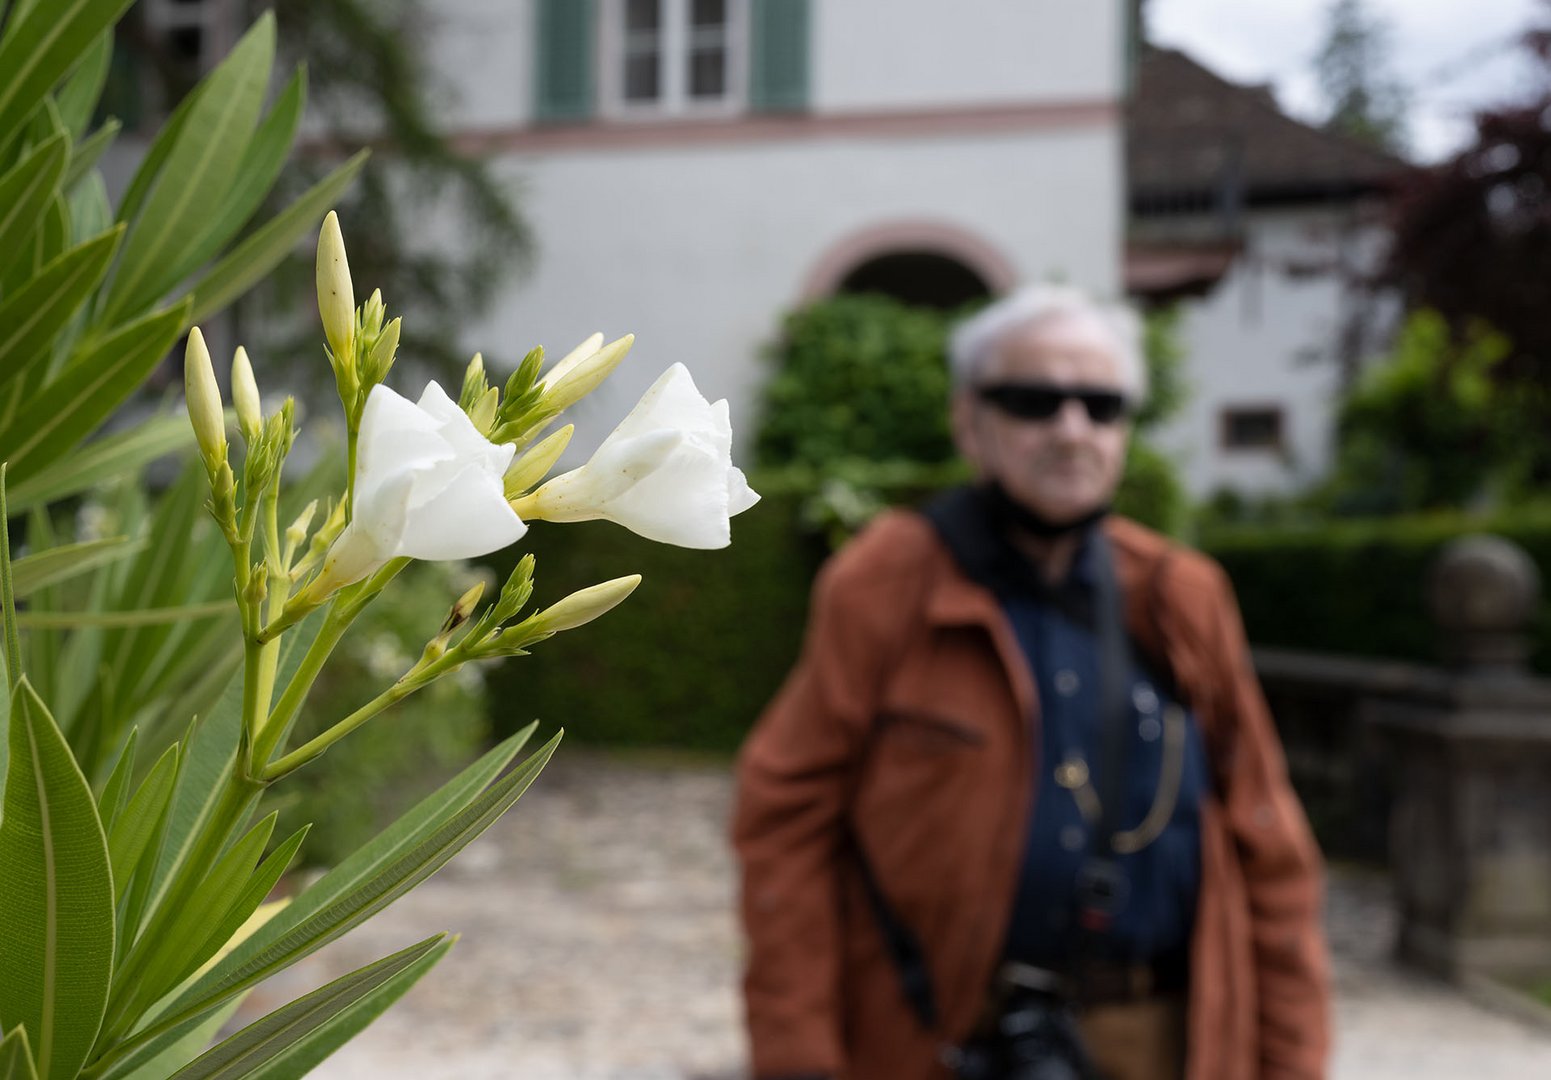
[1055,670,1080,697]
[1060,825,1086,852]
[1139,715,1162,742]
[1133,684,1159,714]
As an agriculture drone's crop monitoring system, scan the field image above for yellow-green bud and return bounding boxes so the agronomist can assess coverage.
[365,316,401,385]
[183,327,226,465]
[231,346,263,443]
[470,386,500,435]
[440,581,486,637]
[460,353,488,410]
[540,334,634,414]
[504,424,573,498]
[529,574,641,635]
[361,288,386,339]
[316,211,355,366]
[245,561,269,609]
[539,332,605,389]
[286,500,319,550]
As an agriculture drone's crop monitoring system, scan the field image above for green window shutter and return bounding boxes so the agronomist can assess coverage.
[534,0,596,123]
[749,0,810,113]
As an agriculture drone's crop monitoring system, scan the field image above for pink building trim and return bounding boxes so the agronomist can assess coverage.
[799,220,1019,303]
[448,100,1117,157]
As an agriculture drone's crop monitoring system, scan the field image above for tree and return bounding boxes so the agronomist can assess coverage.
[1383,1,1551,484]
[112,0,532,395]
[1314,0,1410,154]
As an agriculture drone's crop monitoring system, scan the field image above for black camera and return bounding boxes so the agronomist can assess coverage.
[946,992,1101,1080]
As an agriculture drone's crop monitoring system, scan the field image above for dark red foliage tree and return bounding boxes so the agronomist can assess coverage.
[1385,8,1551,387]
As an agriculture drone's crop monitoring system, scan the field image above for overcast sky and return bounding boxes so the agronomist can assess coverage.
[1148,0,1549,161]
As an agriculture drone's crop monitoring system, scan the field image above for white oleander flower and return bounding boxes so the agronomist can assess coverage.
[311,381,526,594]
[515,363,758,549]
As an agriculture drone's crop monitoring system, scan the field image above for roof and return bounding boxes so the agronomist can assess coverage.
[1129,46,1411,212]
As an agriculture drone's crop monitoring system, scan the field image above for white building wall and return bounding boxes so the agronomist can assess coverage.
[1152,207,1396,499]
[813,0,1123,111]
[422,0,1124,131]
[422,0,534,131]
[389,0,1127,464]
[469,125,1121,464]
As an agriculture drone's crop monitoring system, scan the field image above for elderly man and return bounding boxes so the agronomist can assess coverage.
[732,285,1330,1080]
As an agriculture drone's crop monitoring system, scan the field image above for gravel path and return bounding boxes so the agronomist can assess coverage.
[239,752,1551,1079]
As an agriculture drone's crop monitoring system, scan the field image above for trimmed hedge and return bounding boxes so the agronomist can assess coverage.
[1200,506,1551,672]
[481,479,1551,753]
[479,489,821,751]
[479,461,1194,752]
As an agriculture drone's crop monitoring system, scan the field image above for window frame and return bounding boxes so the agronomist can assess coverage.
[1218,405,1287,453]
[598,0,747,120]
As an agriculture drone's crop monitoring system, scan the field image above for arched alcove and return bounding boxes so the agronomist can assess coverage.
[800,220,1017,307]
[837,250,992,309]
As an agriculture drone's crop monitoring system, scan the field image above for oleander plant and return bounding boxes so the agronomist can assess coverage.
[0,201,757,1076]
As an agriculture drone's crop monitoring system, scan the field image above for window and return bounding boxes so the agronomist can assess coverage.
[623,0,663,101]
[602,0,745,116]
[1220,407,1285,452]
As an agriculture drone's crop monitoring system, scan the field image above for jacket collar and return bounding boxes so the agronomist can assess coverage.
[916,489,1174,716]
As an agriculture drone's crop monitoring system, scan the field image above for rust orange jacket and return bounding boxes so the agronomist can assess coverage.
[732,510,1330,1080]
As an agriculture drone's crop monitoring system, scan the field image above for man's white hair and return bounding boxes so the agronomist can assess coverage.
[947,284,1147,402]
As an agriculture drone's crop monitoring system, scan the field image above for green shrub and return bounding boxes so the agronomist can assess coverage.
[477,453,1194,754]
[479,491,818,752]
[755,294,959,468]
[1201,505,1551,671]
[1322,310,1524,514]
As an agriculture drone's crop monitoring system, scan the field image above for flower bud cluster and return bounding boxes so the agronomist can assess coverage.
[201,213,758,785]
[242,398,296,505]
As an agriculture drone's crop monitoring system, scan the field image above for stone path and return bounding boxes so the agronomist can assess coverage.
[240,752,1551,1079]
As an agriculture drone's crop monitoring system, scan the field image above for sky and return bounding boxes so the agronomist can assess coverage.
[1148,0,1549,161]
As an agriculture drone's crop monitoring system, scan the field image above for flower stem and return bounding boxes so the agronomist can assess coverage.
[252,558,411,771]
[345,415,360,521]
[262,646,449,782]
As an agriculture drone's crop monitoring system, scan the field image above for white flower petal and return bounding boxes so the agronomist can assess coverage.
[727,467,760,516]
[535,429,697,525]
[394,462,526,560]
[604,364,715,446]
[521,362,754,550]
[319,470,417,590]
[322,380,529,591]
[416,380,515,475]
[357,384,452,487]
[600,440,733,548]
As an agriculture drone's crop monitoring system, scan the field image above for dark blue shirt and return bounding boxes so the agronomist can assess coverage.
[999,540,1211,968]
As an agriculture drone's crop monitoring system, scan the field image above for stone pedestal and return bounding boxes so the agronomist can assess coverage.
[1372,536,1551,981]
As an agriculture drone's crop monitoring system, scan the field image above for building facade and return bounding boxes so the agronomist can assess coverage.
[1127,47,1407,500]
[417,0,1129,457]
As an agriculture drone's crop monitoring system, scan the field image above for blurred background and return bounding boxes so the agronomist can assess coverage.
[91,0,1551,1075]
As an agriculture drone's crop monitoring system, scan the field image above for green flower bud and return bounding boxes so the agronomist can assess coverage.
[540,334,634,414]
[494,554,535,623]
[528,574,640,635]
[360,288,386,340]
[316,211,355,368]
[470,386,500,436]
[231,346,262,443]
[183,327,226,466]
[365,316,401,386]
[440,580,485,637]
[504,424,573,498]
[460,353,489,411]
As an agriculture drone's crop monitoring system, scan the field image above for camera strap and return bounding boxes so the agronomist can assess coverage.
[1074,530,1134,938]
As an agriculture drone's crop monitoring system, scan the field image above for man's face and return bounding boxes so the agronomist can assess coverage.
[951,314,1131,524]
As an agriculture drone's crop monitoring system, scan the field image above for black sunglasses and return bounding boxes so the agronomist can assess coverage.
[975,382,1131,425]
